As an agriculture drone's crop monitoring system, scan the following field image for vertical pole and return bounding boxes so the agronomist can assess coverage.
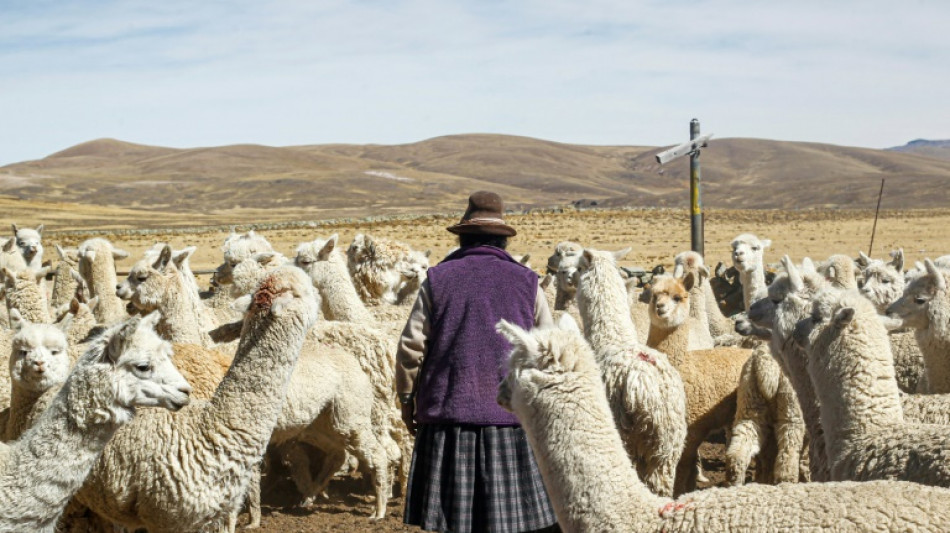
[690,118,704,256]
[868,178,885,256]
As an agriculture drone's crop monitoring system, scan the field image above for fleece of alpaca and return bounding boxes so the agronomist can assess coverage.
[498,320,950,533]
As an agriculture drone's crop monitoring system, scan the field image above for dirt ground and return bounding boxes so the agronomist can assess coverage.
[44,208,950,532]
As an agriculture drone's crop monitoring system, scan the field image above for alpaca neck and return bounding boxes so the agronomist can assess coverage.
[916,328,950,393]
[156,276,213,346]
[774,339,826,474]
[1,368,123,530]
[520,376,665,530]
[5,385,57,441]
[50,264,78,310]
[646,320,689,366]
[7,283,50,324]
[810,325,904,446]
[89,261,125,324]
[739,267,766,312]
[208,307,311,450]
[577,265,640,353]
[554,287,575,311]
[314,258,374,323]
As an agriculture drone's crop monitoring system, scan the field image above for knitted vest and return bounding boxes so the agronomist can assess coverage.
[415,246,537,425]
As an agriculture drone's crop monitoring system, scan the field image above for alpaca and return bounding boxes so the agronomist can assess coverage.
[212,230,274,286]
[670,253,715,350]
[858,249,925,393]
[2,267,51,324]
[74,266,320,532]
[795,288,950,486]
[116,244,217,347]
[10,224,44,271]
[644,274,798,493]
[817,254,859,289]
[887,259,950,393]
[2,311,70,442]
[0,312,191,533]
[77,238,129,325]
[346,233,429,305]
[49,246,81,313]
[496,319,950,533]
[731,233,771,311]
[295,234,375,323]
[574,248,687,497]
[673,251,737,345]
[393,248,431,305]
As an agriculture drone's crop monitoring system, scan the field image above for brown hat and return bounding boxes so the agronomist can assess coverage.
[447,191,517,237]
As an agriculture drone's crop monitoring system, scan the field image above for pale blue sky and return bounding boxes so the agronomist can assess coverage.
[1,0,948,164]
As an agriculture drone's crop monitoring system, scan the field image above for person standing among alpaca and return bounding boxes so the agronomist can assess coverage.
[396,191,558,533]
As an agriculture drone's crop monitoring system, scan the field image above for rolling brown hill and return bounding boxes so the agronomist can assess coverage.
[2,134,949,228]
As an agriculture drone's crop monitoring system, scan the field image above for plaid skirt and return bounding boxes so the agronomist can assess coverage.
[404,424,558,533]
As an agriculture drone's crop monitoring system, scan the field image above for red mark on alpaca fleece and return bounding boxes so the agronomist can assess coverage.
[637,351,656,365]
[659,501,691,518]
[252,277,280,311]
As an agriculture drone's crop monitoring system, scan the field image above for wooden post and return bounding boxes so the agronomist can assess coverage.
[869,178,885,256]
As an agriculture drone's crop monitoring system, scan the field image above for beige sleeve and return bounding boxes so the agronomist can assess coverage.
[535,284,553,327]
[395,279,431,396]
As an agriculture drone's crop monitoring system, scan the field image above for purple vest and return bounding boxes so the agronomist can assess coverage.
[415,246,537,425]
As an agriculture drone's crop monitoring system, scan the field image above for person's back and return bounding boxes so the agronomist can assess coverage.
[396,191,559,533]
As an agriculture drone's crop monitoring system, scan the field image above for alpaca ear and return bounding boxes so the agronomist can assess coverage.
[925,259,947,291]
[682,271,697,292]
[255,252,278,266]
[35,224,43,235]
[106,319,140,364]
[70,296,81,315]
[889,249,904,272]
[539,273,554,290]
[172,246,197,268]
[783,256,804,293]
[612,247,632,261]
[1,267,14,287]
[70,268,84,285]
[496,320,536,352]
[672,263,684,279]
[11,224,19,235]
[582,249,594,264]
[556,313,581,334]
[35,266,51,283]
[87,296,99,312]
[857,251,871,266]
[319,235,338,260]
[9,308,25,331]
[2,239,14,253]
[424,250,432,258]
[801,257,816,274]
[761,239,772,249]
[112,248,130,260]
[153,245,173,272]
[833,307,855,328]
[56,244,67,260]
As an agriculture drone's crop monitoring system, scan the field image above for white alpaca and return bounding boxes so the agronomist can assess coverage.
[1,267,51,324]
[795,288,950,486]
[347,233,429,305]
[212,230,274,287]
[295,234,375,323]
[10,224,44,271]
[858,249,926,393]
[0,312,191,533]
[673,251,737,346]
[731,233,771,311]
[116,244,217,347]
[49,246,81,313]
[1,311,70,442]
[74,266,319,532]
[496,319,950,533]
[77,238,130,325]
[887,259,950,393]
[817,254,859,290]
[574,248,687,497]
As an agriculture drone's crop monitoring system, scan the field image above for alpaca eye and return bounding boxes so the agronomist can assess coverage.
[673,296,682,302]
[752,247,760,251]
[882,279,890,284]
[915,297,927,305]
[770,298,782,305]
[18,349,28,357]
[136,363,152,373]
[137,275,148,282]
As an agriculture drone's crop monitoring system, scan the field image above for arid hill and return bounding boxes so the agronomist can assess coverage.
[2,134,948,228]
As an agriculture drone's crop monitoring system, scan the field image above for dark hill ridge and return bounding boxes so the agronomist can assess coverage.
[2,135,949,216]
[888,139,950,162]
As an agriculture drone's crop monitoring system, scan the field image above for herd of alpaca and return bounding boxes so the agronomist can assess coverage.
[2,219,950,532]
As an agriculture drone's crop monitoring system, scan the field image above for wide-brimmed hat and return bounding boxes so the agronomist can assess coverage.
[446,191,517,237]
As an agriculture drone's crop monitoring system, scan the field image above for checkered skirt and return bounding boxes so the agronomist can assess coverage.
[404,424,558,532]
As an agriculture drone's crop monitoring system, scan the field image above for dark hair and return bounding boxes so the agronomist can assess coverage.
[458,234,509,250]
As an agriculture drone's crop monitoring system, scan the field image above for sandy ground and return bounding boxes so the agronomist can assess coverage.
[42,207,950,532]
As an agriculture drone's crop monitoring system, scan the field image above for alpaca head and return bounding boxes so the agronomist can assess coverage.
[237,265,320,330]
[752,256,827,342]
[546,240,583,274]
[555,252,583,306]
[817,254,859,290]
[496,319,597,413]
[887,258,948,330]
[74,311,192,427]
[2,266,52,319]
[345,233,370,272]
[78,238,130,289]
[647,274,693,330]
[9,309,70,394]
[117,244,182,312]
[229,251,286,298]
[731,233,770,273]
[858,250,905,313]
[12,223,44,266]
[672,250,710,280]
[396,249,430,282]
[213,230,273,286]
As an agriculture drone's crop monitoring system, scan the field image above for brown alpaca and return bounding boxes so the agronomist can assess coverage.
[646,273,753,495]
